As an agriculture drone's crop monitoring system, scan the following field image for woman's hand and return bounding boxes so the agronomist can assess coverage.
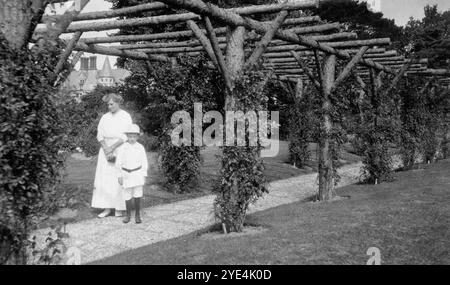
[103,146,113,156]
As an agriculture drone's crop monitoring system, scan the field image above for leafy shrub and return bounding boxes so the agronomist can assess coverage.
[139,133,160,152]
[159,130,202,193]
[0,35,71,264]
[355,75,400,183]
[287,91,316,168]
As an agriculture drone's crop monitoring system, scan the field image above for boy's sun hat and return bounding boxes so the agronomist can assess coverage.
[125,124,140,134]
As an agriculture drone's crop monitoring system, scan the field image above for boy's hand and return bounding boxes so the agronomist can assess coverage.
[118,177,123,185]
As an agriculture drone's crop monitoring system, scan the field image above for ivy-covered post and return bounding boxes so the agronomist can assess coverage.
[318,54,336,201]
[215,26,248,232]
[212,23,269,233]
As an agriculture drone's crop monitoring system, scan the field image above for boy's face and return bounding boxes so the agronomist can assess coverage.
[127,133,139,144]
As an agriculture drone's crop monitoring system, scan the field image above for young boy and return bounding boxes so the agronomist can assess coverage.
[116,124,148,224]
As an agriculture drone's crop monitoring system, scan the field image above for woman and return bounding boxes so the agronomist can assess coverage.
[92,93,132,218]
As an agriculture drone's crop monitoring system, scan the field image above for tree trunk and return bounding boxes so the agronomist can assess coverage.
[0,0,46,50]
[318,54,336,201]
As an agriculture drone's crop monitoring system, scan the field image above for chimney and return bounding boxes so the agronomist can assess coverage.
[80,57,89,70]
[89,56,97,70]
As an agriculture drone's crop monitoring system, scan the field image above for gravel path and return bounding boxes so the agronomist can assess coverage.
[33,158,407,264]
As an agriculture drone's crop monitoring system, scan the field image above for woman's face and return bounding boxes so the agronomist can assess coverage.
[107,99,120,113]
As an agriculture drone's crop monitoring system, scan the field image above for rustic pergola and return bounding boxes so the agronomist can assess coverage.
[35,0,450,201]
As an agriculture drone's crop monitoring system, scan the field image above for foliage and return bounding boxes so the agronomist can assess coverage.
[213,70,269,233]
[399,79,450,167]
[138,133,160,152]
[26,225,68,265]
[287,86,318,168]
[404,5,450,68]
[0,34,71,264]
[75,86,117,157]
[159,129,202,193]
[119,55,222,136]
[314,0,405,49]
[356,74,399,183]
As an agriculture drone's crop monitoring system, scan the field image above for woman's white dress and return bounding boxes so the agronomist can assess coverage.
[91,109,132,210]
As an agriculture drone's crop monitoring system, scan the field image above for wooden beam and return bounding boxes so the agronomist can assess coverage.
[35,2,323,34]
[382,61,414,96]
[155,0,394,74]
[111,32,356,51]
[203,16,232,91]
[245,10,288,69]
[290,51,320,91]
[55,31,83,75]
[42,0,90,41]
[265,38,391,53]
[332,46,369,91]
[78,18,328,44]
[186,20,219,68]
[419,77,437,95]
[124,33,359,54]
[74,42,171,62]
[266,48,386,63]
[43,2,168,22]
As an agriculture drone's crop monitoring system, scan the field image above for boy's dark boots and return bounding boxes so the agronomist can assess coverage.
[135,197,142,224]
[123,200,132,224]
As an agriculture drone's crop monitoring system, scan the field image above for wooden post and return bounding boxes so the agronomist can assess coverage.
[314,50,323,89]
[224,26,246,108]
[318,54,336,202]
[355,73,367,122]
[295,78,303,100]
[369,68,382,129]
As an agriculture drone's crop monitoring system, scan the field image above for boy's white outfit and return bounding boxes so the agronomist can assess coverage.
[116,141,148,200]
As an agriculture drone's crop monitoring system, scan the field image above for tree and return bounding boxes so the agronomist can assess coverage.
[0,0,85,264]
[404,5,450,68]
[314,0,405,49]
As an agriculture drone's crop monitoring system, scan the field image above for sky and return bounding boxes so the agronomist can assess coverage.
[381,0,450,26]
[46,0,450,70]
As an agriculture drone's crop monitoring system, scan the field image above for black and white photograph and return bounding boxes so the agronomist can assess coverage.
[0,0,449,270]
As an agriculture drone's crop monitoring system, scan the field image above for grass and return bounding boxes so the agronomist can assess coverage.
[93,159,450,265]
[50,141,360,225]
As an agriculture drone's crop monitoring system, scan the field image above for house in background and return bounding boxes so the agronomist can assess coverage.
[63,56,130,98]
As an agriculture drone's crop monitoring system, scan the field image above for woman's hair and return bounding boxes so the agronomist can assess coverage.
[102,93,124,105]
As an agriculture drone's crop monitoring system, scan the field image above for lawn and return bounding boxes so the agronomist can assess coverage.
[51,141,361,225]
[94,159,450,265]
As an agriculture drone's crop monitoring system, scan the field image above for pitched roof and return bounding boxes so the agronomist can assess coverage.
[98,56,113,78]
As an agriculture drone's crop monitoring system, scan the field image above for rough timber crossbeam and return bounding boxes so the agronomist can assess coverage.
[153,0,394,74]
